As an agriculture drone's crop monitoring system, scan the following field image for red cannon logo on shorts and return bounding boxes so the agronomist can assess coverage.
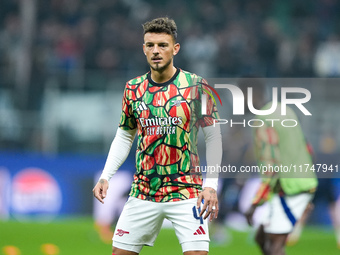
[115,229,130,237]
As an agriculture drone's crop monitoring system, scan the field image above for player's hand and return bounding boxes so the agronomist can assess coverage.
[197,187,218,222]
[244,204,257,226]
[93,179,109,204]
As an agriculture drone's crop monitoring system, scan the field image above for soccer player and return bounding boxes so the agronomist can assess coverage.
[92,17,222,255]
[242,78,318,255]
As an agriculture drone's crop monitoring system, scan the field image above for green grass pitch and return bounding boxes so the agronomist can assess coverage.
[0,217,339,255]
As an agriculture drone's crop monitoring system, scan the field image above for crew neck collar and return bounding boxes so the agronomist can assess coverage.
[147,68,180,87]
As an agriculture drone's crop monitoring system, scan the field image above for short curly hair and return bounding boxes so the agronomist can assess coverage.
[142,17,177,41]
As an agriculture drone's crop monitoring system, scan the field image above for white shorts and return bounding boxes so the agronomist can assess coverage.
[263,193,313,234]
[112,197,209,253]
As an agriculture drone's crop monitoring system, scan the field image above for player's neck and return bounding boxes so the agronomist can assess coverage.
[150,66,177,84]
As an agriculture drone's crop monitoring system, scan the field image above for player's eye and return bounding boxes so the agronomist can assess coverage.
[145,44,154,49]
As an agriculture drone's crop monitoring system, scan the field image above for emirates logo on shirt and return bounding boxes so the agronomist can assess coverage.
[139,116,183,135]
[139,116,183,127]
[115,229,130,237]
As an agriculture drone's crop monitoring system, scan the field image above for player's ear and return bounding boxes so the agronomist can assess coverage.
[143,44,146,55]
[173,43,180,56]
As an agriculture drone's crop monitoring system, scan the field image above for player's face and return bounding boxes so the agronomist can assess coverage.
[143,32,180,73]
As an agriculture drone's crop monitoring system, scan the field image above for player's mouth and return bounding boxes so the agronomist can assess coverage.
[152,57,162,63]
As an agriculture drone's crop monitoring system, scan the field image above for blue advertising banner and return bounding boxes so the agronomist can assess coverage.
[1,153,135,219]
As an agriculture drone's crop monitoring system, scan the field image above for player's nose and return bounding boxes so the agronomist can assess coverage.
[153,45,159,54]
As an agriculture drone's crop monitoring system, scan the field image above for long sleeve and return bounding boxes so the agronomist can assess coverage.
[202,125,222,191]
[99,128,137,181]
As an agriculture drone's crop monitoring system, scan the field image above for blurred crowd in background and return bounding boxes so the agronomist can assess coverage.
[1,0,340,153]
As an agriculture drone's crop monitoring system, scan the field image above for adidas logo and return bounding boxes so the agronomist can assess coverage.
[193,226,206,235]
[136,102,148,111]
